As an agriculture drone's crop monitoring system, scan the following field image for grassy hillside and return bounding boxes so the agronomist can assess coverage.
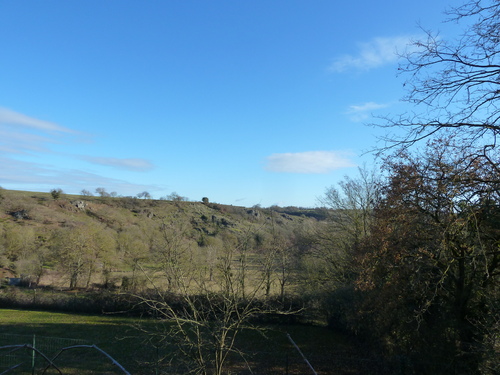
[0,188,320,292]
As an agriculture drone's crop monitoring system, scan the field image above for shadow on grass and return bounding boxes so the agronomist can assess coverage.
[0,309,382,375]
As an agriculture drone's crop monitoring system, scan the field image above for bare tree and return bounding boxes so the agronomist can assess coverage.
[137,191,151,199]
[81,189,93,197]
[258,217,297,303]
[148,217,197,292]
[166,192,187,201]
[95,187,110,197]
[136,232,293,374]
[52,223,116,289]
[379,1,500,164]
[117,224,151,291]
[319,166,380,248]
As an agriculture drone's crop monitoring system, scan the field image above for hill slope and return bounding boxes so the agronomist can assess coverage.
[0,189,320,291]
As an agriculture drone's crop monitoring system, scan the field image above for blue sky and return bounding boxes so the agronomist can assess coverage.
[0,1,457,207]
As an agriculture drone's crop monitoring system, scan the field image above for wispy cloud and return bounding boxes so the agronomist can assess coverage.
[0,156,158,194]
[0,106,156,195]
[0,107,80,156]
[81,156,155,172]
[265,151,355,174]
[346,101,390,122]
[0,107,75,134]
[330,35,417,72]
[0,129,56,154]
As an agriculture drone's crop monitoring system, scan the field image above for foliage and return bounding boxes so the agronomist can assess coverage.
[352,138,500,374]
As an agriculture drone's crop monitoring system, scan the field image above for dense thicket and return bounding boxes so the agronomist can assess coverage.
[357,140,499,373]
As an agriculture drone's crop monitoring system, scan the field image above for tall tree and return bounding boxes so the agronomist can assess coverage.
[356,138,500,374]
[307,167,380,289]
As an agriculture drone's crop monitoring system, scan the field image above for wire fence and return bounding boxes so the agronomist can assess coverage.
[0,334,129,374]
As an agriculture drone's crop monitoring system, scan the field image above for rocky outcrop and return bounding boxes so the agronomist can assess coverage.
[72,200,87,209]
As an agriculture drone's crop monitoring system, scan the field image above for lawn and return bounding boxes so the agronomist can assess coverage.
[0,309,373,374]
[0,309,144,374]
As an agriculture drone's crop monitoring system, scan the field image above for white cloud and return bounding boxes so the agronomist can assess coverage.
[265,151,355,174]
[0,156,158,194]
[0,107,75,134]
[0,129,55,154]
[346,101,390,122]
[330,35,417,72]
[0,107,156,194]
[0,107,81,156]
[81,156,155,172]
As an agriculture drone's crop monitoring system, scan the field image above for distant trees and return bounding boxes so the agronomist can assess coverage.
[256,220,297,302]
[95,187,110,198]
[81,189,93,197]
[3,225,36,263]
[52,223,117,289]
[150,219,195,291]
[117,224,151,291]
[137,191,151,199]
[15,231,49,286]
[165,192,187,202]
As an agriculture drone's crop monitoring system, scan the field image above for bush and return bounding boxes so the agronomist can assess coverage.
[50,188,63,200]
[0,287,140,315]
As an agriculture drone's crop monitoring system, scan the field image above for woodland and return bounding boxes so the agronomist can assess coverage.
[2,1,500,374]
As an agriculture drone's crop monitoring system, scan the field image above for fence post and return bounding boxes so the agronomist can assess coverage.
[31,334,36,375]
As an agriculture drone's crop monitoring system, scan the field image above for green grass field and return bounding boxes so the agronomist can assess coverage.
[0,309,145,374]
[0,308,371,375]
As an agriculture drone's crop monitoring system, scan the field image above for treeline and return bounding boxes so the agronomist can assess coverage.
[308,139,500,374]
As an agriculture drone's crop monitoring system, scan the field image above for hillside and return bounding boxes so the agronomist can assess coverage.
[0,188,321,291]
